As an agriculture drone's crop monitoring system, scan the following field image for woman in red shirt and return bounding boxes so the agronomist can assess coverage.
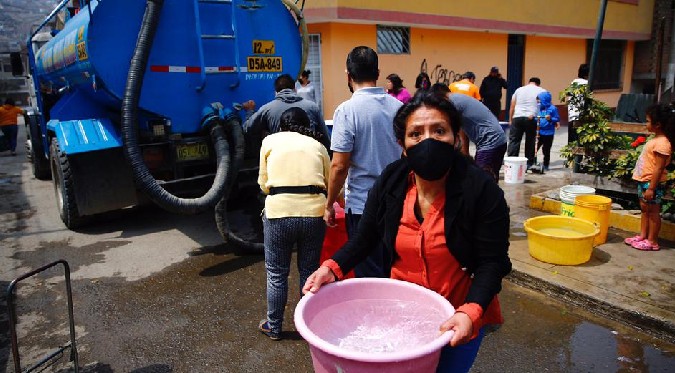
[303,91,511,372]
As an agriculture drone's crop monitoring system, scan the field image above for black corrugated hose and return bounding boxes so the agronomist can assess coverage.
[122,0,263,251]
[215,120,264,252]
[121,0,230,215]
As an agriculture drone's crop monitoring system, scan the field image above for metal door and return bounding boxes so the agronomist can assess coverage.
[505,34,525,120]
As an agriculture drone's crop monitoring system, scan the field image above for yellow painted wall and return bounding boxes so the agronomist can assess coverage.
[523,36,587,105]
[524,36,635,106]
[308,23,377,118]
[310,24,636,119]
[306,0,654,37]
[311,24,508,118]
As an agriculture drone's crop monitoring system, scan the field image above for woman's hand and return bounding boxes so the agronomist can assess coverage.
[439,312,473,347]
[302,266,336,294]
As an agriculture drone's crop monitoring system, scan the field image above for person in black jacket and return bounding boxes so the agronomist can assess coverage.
[303,91,511,373]
[479,67,508,119]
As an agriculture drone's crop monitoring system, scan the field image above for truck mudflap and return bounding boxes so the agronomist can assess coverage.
[48,118,123,155]
[68,148,138,216]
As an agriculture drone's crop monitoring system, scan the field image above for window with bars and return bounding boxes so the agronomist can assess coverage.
[586,39,626,90]
[305,34,324,115]
[377,25,410,55]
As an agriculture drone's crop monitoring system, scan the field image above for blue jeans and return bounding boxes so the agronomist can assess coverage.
[262,215,325,335]
[436,328,485,373]
[1,125,18,152]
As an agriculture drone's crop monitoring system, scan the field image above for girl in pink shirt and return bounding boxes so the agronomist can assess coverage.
[386,73,412,104]
[625,104,675,251]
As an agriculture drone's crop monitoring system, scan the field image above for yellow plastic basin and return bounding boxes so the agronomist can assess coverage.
[523,216,600,265]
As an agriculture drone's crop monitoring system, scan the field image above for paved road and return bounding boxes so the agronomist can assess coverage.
[1,127,673,372]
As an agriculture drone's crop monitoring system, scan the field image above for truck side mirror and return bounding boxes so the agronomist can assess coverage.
[10,52,24,77]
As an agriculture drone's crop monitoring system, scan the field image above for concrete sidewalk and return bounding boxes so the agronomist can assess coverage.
[498,124,675,344]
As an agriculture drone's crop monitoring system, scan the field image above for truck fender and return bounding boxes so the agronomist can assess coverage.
[47,118,123,155]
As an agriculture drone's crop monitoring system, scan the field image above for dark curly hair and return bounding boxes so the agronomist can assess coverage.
[386,73,405,94]
[646,103,675,147]
[393,90,462,144]
[279,107,324,143]
[415,72,430,90]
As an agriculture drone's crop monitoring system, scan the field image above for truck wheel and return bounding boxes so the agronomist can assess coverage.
[50,138,86,228]
[26,115,51,180]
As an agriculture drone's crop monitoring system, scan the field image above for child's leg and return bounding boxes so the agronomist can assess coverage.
[541,135,554,167]
[646,203,661,244]
[635,181,664,249]
[645,183,665,245]
[639,199,649,239]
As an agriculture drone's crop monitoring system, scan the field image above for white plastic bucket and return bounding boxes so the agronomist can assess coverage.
[503,157,528,184]
[559,185,595,217]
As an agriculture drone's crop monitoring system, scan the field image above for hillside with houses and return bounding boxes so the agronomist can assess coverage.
[0,0,57,52]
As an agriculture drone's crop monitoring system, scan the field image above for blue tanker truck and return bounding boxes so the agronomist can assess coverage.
[18,0,308,250]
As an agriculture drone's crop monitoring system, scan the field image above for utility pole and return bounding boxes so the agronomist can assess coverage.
[588,0,609,91]
[655,17,666,103]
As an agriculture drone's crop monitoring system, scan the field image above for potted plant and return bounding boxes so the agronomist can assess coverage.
[559,84,631,176]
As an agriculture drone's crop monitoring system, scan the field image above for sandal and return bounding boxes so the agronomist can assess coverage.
[624,235,645,245]
[631,240,660,251]
[258,319,282,340]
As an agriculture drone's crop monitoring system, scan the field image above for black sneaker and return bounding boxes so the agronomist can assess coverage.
[258,319,281,341]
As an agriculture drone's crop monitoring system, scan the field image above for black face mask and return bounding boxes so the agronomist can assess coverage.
[405,138,456,181]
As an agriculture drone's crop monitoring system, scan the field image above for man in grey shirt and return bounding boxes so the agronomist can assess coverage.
[507,77,546,168]
[244,74,330,151]
[431,83,507,182]
[325,46,403,278]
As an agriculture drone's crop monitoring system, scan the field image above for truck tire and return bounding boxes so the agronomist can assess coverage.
[50,138,86,229]
[26,115,51,180]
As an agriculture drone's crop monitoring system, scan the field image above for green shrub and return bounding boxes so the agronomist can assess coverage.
[559,84,631,176]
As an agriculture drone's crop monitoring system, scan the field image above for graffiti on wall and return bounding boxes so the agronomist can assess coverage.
[420,59,463,86]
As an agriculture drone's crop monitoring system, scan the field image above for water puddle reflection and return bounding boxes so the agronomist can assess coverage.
[564,321,674,371]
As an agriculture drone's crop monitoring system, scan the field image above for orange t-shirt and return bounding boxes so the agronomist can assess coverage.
[449,79,481,100]
[0,105,24,126]
[632,135,672,183]
[390,174,502,333]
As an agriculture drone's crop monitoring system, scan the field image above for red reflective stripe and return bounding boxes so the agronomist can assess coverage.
[150,65,202,73]
[150,65,169,72]
[218,66,235,71]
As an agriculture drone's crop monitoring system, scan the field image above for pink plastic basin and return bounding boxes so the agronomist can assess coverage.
[294,278,455,373]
